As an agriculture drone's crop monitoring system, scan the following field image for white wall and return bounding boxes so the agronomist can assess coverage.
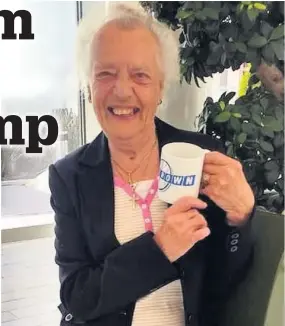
[157,75,222,132]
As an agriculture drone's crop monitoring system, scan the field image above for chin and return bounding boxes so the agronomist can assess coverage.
[106,123,143,141]
[112,129,139,141]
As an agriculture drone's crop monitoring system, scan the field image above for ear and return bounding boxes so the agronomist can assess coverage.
[158,78,164,102]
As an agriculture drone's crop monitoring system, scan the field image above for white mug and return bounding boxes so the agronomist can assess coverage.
[158,142,209,204]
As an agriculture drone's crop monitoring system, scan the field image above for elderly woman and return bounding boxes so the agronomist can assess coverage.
[49,3,255,326]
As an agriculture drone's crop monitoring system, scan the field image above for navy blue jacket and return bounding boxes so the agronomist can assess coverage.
[49,118,254,326]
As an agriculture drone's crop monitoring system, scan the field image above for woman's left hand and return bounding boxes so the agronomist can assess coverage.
[200,151,255,226]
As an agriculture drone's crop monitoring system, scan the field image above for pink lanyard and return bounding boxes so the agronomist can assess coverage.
[114,176,159,232]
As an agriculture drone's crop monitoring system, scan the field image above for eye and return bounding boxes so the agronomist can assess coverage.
[133,72,151,84]
[135,72,149,79]
[96,71,115,79]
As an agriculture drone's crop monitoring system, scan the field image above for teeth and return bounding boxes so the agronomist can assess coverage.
[112,108,134,115]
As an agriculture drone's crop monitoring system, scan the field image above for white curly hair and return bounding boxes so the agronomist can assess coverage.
[76,1,180,99]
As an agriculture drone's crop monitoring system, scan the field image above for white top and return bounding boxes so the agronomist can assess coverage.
[114,180,184,326]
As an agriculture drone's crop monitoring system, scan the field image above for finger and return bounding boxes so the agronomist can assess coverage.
[187,209,202,220]
[192,227,211,242]
[165,196,207,216]
[203,163,222,175]
[204,151,232,165]
[166,210,200,225]
[188,213,208,230]
[200,185,219,200]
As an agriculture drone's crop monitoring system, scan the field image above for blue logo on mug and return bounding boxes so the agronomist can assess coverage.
[159,159,196,192]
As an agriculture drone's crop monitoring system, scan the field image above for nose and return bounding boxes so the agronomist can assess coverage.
[112,72,133,100]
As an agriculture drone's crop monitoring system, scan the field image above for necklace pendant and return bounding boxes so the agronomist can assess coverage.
[132,193,137,209]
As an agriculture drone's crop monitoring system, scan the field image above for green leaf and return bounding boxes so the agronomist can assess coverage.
[264,160,279,171]
[260,21,274,39]
[207,2,221,10]
[207,52,221,65]
[237,132,247,144]
[226,104,234,112]
[225,42,237,53]
[242,122,255,134]
[265,170,280,185]
[187,56,195,66]
[180,65,188,78]
[232,113,242,118]
[185,66,193,84]
[224,92,236,103]
[248,34,268,48]
[248,74,260,87]
[246,48,258,63]
[214,111,231,123]
[176,10,193,19]
[273,133,284,148]
[262,44,275,63]
[232,105,250,118]
[227,144,234,157]
[241,10,255,31]
[195,11,206,21]
[253,3,267,11]
[219,101,226,111]
[252,113,262,125]
[262,115,273,125]
[261,127,274,138]
[237,3,244,13]
[230,117,241,132]
[260,97,269,109]
[252,104,262,115]
[277,178,284,191]
[221,52,227,66]
[271,39,284,61]
[193,2,203,10]
[201,7,219,20]
[269,25,285,41]
[247,8,259,22]
[235,42,247,53]
[219,91,227,102]
[260,140,274,152]
[263,116,283,132]
[274,106,284,121]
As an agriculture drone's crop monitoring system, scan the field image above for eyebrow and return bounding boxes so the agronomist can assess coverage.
[93,62,151,72]
[93,62,117,70]
[130,66,151,72]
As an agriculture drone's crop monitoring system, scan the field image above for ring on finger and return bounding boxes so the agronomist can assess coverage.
[201,173,210,188]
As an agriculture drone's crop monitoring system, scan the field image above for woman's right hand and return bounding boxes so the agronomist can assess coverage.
[154,197,210,263]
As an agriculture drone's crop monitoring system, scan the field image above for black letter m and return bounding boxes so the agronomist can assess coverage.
[0,10,34,40]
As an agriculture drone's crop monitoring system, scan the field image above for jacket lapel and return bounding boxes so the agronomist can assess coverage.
[77,133,120,262]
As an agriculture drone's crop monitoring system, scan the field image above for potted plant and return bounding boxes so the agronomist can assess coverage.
[141,1,284,213]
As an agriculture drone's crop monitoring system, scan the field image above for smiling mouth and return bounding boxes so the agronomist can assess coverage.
[107,107,140,117]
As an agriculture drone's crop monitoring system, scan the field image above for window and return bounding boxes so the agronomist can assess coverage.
[1,1,83,218]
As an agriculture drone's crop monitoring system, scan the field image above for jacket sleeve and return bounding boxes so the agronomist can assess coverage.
[200,140,255,325]
[49,164,178,322]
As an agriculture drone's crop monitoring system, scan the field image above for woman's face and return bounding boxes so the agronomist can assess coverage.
[89,22,163,140]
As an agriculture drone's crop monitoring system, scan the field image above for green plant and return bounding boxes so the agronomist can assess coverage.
[196,82,284,213]
[140,1,284,213]
[141,1,284,95]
